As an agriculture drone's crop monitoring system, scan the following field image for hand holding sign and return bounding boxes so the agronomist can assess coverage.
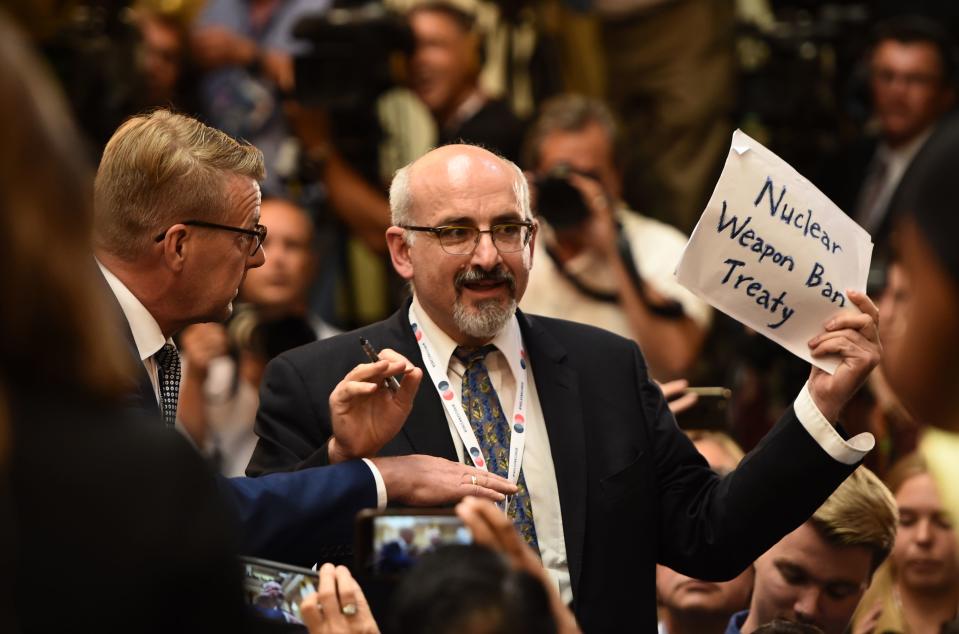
[807,290,882,422]
[676,130,874,374]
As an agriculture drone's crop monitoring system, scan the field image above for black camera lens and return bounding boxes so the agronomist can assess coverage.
[534,164,592,230]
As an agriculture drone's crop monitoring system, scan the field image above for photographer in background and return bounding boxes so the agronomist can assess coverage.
[520,94,711,381]
[820,16,957,279]
[407,0,525,163]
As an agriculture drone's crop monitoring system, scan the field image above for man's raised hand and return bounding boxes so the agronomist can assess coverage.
[807,290,882,422]
[327,349,422,463]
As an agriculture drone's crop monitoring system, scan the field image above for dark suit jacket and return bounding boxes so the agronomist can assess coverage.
[817,136,901,251]
[249,305,860,632]
[105,278,378,567]
[10,385,252,633]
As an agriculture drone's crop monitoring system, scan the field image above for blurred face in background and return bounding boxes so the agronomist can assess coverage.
[881,220,959,427]
[870,39,954,147]
[137,12,184,105]
[536,122,622,202]
[656,438,753,622]
[241,198,315,313]
[891,472,959,593]
[409,8,481,122]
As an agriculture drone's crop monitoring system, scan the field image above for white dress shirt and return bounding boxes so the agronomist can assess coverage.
[411,296,573,602]
[410,295,874,604]
[856,128,933,235]
[521,207,713,342]
[98,260,387,504]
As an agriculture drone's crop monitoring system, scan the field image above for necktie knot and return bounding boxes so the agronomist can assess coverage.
[155,343,179,372]
[453,344,497,367]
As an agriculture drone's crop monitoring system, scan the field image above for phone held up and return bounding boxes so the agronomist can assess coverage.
[354,508,472,581]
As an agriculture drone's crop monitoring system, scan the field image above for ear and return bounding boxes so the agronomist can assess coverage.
[386,226,414,280]
[525,218,538,271]
[158,224,189,273]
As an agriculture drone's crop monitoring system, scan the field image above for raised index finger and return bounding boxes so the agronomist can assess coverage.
[846,289,879,325]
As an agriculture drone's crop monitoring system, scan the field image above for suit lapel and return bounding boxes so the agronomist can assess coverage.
[97,266,162,421]
[519,311,587,599]
[380,306,459,461]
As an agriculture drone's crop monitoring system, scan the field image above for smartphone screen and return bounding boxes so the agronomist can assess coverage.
[241,556,318,628]
[355,510,472,577]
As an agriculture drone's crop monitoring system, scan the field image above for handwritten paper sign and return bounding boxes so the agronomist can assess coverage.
[676,130,873,373]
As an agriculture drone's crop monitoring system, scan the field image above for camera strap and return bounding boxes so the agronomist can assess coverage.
[408,304,528,484]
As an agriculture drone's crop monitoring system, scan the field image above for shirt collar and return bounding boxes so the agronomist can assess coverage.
[878,126,935,168]
[97,260,169,362]
[410,294,522,376]
[725,610,749,634]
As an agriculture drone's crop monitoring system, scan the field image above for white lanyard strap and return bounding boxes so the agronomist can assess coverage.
[408,305,529,483]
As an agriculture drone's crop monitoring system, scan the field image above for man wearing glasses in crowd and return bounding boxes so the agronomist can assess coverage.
[250,143,884,632]
[92,110,517,567]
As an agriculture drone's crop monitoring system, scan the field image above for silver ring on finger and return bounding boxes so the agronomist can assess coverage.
[470,474,477,486]
[341,603,358,616]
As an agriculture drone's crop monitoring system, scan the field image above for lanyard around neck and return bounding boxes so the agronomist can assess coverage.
[408,304,529,483]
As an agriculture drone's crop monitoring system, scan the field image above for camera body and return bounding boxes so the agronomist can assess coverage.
[292,2,413,111]
[533,163,593,230]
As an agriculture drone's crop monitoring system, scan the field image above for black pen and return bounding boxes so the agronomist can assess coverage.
[359,337,401,394]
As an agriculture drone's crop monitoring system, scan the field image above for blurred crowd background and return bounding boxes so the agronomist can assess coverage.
[4,0,958,479]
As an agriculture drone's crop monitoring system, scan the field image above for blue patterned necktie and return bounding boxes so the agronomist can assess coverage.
[154,343,181,427]
[454,345,539,552]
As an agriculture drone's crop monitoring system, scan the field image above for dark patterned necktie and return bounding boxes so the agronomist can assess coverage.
[154,343,181,426]
[454,345,539,552]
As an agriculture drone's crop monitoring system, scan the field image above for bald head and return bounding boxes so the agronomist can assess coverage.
[384,144,538,346]
[390,144,531,230]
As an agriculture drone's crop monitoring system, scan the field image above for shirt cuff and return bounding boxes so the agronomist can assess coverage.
[794,381,875,465]
[362,458,388,509]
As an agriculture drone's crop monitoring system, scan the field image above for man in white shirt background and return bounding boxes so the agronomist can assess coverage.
[520,94,712,380]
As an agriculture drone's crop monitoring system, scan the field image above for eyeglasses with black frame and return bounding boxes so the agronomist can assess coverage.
[154,219,268,257]
[400,221,534,255]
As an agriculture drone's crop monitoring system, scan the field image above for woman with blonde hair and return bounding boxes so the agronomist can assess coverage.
[852,453,959,634]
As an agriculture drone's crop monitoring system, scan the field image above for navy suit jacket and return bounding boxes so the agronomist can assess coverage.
[248,304,862,632]
[106,280,378,567]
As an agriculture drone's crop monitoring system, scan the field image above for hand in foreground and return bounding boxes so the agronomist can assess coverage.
[328,349,423,463]
[371,455,517,505]
[657,379,699,415]
[301,563,379,634]
[807,290,882,422]
[456,497,582,634]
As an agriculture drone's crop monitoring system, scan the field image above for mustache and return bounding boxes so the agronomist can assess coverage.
[454,266,516,294]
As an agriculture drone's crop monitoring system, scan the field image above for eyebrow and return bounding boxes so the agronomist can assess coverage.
[434,212,526,226]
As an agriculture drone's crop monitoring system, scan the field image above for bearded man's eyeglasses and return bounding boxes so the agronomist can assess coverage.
[400,222,534,256]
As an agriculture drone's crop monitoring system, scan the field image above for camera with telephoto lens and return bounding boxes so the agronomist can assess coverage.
[291,1,414,111]
[533,163,594,230]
